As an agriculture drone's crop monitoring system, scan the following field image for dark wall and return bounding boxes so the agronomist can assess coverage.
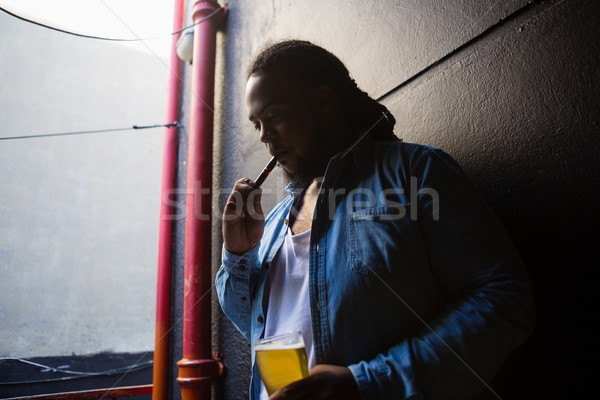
[387,0,600,397]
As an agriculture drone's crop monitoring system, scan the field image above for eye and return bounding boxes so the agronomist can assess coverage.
[267,109,285,123]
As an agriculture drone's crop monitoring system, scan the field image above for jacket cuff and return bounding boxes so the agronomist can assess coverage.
[221,245,259,278]
[349,360,388,400]
[348,347,420,400]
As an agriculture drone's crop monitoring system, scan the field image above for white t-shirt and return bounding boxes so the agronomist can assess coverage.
[259,227,314,400]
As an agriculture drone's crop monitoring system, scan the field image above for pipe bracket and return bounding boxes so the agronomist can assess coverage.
[176,358,224,388]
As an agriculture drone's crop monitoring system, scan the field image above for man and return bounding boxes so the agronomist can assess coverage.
[216,40,534,400]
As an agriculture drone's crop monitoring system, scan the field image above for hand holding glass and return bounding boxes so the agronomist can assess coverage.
[255,332,309,395]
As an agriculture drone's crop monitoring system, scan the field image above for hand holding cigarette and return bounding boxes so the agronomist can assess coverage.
[222,156,277,255]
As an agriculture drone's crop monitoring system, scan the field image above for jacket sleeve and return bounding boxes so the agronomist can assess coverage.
[215,245,260,340]
[348,148,535,399]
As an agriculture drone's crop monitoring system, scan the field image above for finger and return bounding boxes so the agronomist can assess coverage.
[269,374,322,400]
[234,177,256,191]
[246,189,264,220]
[226,178,255,210]
[223,191,245,222]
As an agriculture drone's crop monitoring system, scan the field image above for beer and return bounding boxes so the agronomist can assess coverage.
[255,332,309,395]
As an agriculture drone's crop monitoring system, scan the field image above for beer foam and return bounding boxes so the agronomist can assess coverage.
[255,341,305,351]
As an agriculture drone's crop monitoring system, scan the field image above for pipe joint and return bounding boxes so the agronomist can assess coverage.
[176,358,224,388]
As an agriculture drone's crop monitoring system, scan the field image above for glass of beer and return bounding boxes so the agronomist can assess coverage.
[255,332,309,395]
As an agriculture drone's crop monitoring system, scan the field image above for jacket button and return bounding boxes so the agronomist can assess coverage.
[238,264,246,271]
[284,218,289,224]
[257,316,264,323]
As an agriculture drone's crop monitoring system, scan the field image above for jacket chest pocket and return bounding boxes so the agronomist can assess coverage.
[348,205,426,280]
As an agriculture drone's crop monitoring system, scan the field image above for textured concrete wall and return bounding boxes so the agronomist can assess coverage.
[170,0,599,398]
[0,11,168,357]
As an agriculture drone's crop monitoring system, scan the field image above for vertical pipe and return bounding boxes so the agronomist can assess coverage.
[152,1,185,399]
[177,2,226,399]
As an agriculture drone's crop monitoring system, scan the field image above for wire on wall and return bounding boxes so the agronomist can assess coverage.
[0,121,179,141]
[0,357,153,385]
[0,5,225,42]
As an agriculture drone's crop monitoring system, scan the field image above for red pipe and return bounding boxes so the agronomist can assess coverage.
[177,2,227,399]
[152,0,185,399]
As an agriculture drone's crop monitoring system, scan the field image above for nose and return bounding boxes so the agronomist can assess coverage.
[259,124,275,144]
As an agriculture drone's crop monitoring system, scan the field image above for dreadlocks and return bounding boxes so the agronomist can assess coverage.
[247,40,398,141]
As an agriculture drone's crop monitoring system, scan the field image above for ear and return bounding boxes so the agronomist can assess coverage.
[313,84,336,114]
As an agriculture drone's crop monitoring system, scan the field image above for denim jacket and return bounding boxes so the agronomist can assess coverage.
[216,139,535,400]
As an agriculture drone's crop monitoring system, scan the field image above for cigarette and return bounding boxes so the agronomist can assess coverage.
[252,156,277,188]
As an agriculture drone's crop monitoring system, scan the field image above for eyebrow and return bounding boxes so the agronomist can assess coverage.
[248,100,285,122]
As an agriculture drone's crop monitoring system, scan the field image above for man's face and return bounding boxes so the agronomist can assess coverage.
[245,69,328,186]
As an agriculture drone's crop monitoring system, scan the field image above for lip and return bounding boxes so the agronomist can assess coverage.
[272,148,290,162]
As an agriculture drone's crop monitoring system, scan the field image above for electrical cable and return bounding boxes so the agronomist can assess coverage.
[0,357,153,385]
[0,5,224,42]
[0,121,179,141]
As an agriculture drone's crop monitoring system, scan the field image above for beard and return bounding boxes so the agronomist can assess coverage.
[281,120,331,188]
[282,154,328,188]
